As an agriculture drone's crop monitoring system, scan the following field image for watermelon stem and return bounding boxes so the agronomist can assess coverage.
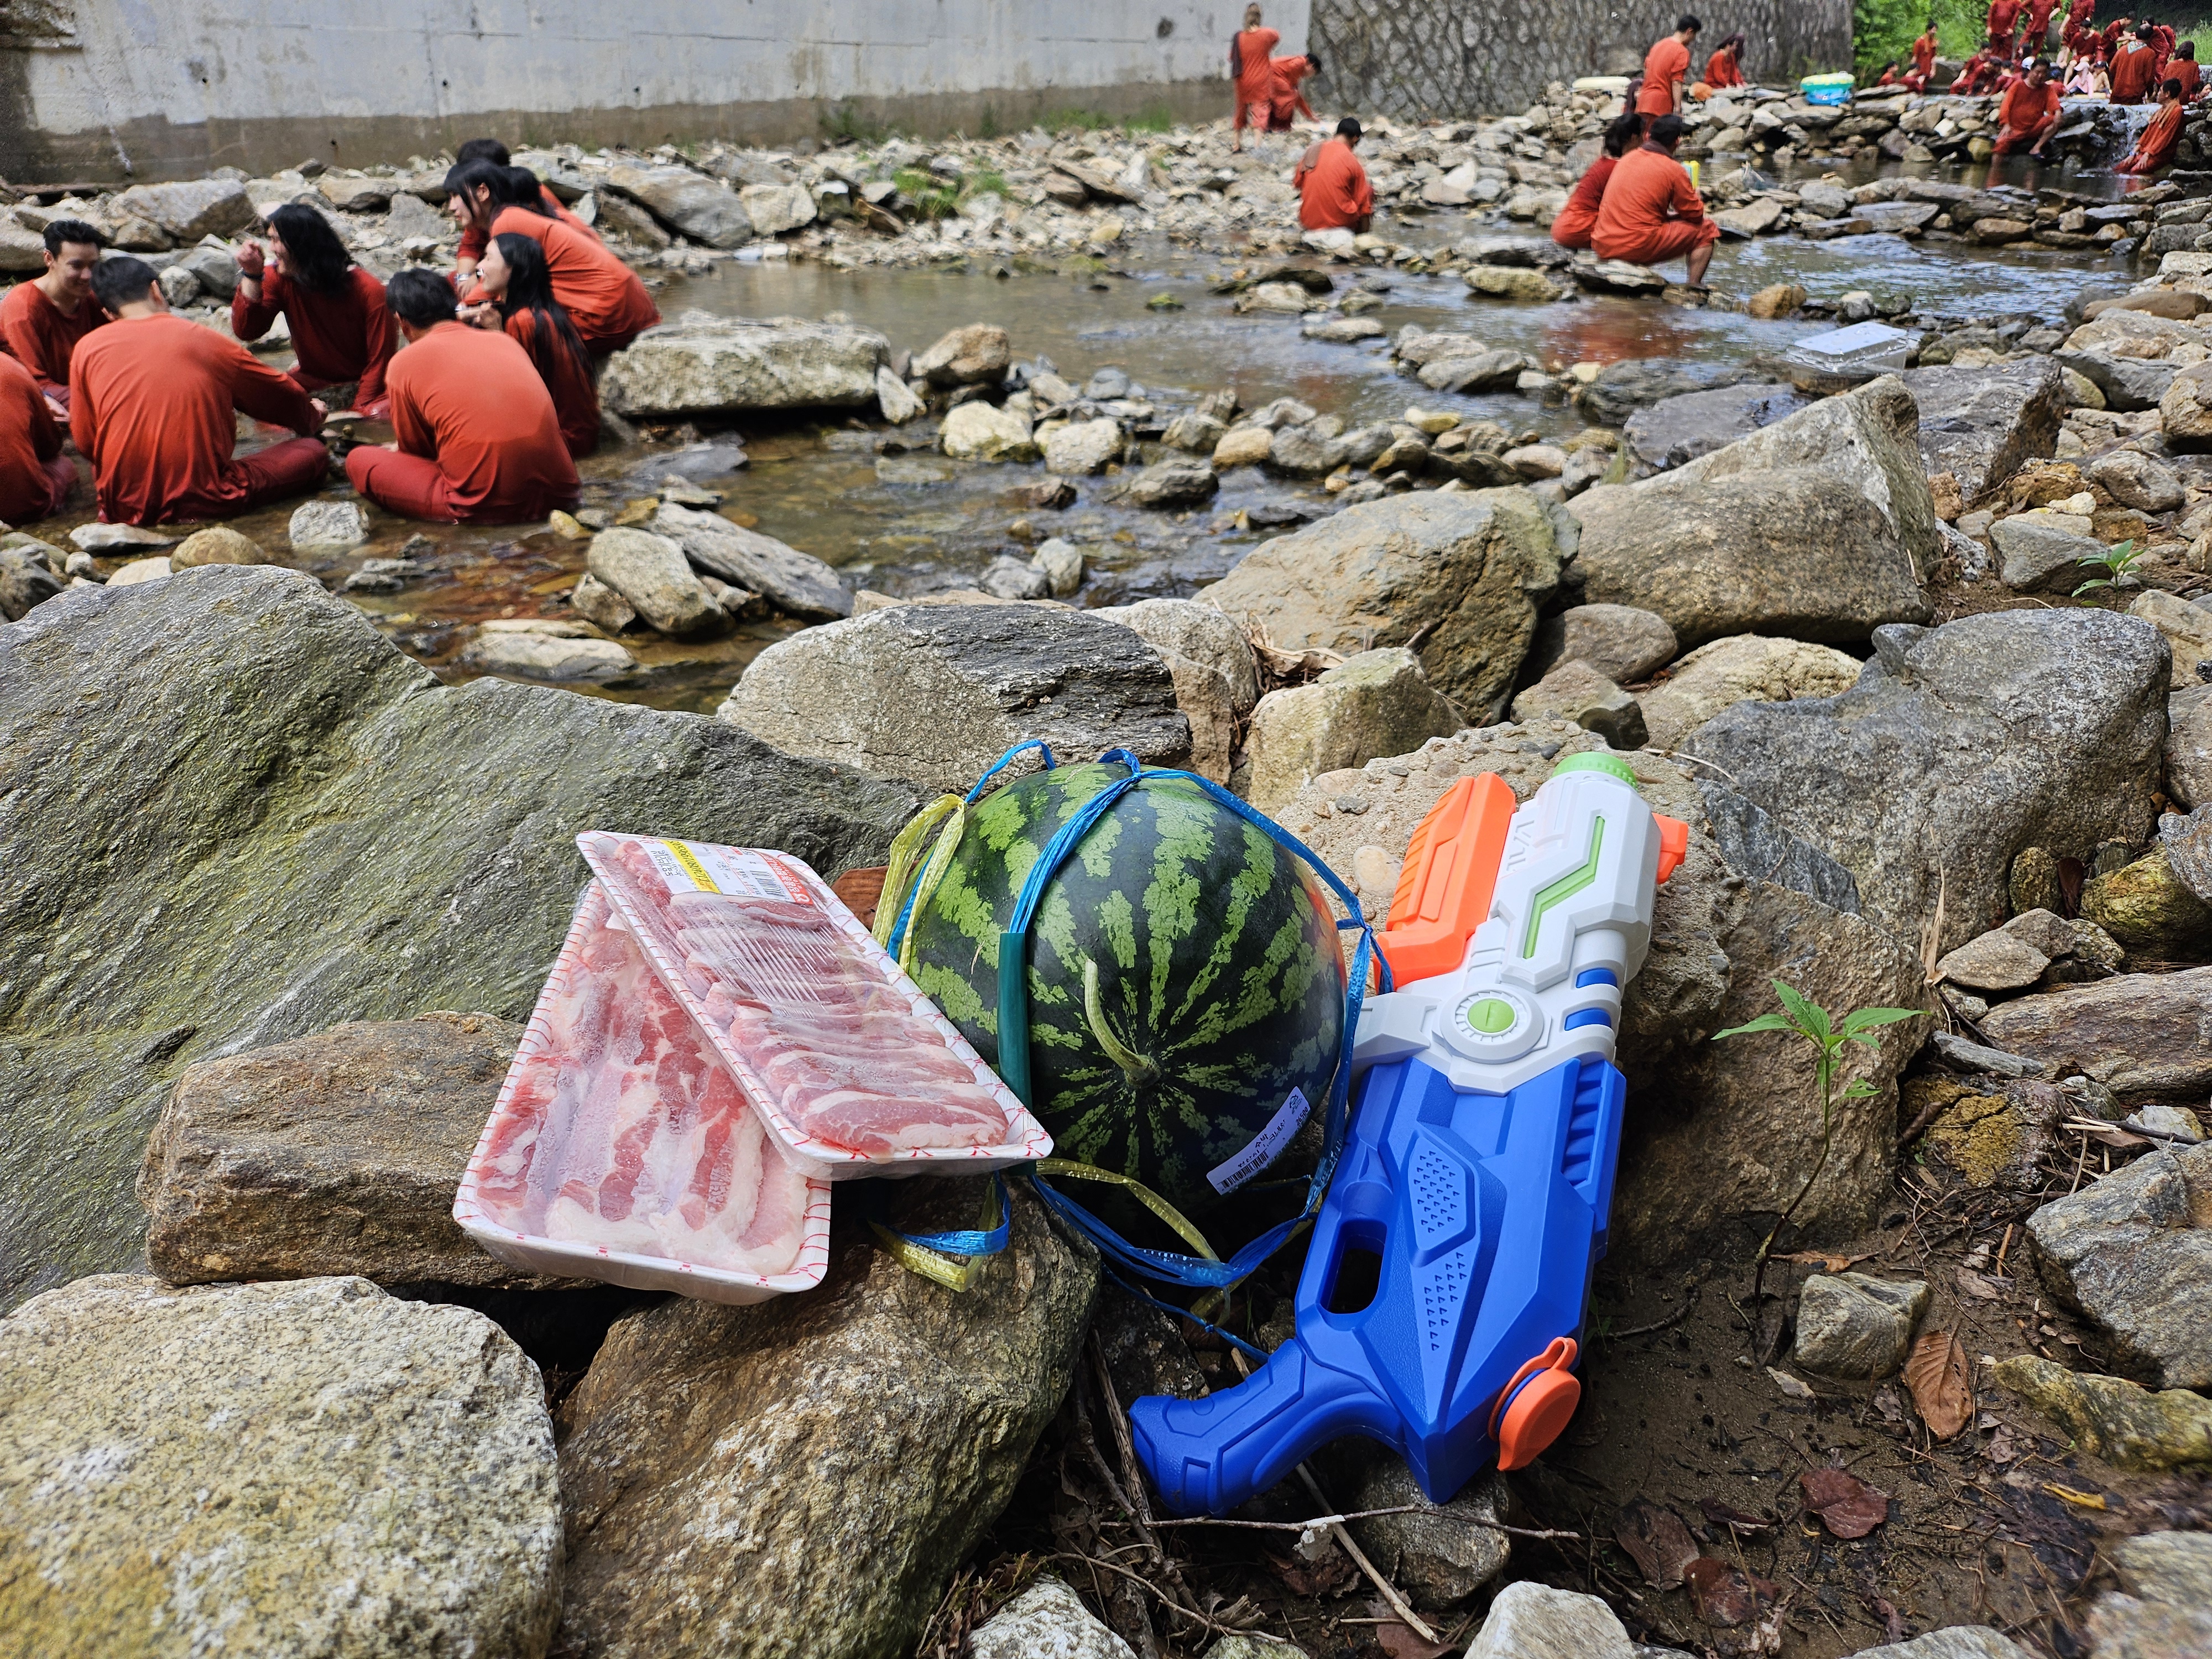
[1082,957,1161,1087]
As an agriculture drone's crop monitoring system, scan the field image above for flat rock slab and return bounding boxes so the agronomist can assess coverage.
[651,499,849,618]
[0,1274,560,1657]
[601,313,889,415]
[555,1186,1095,1659]
[0,567,913,1310]
[140,1012,531,1289]
[1623,383,1811,472]
[1899,360,2065,506]
[1980,967,2212,1097]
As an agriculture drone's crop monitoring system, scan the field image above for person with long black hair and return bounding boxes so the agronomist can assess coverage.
[465,231,600,457]
[444,159,658,355]
[230,204,398,418]
[448,138,597,285]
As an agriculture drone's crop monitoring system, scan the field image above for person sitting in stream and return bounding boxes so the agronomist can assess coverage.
[1591,112,1718,289]
[443,160,659,357]
[1295,117,1375,233]
[345,267,578,526]
[1552,111,1644,251]
[0,352,75,525]
[2116,74,2188,169]
[230,204,398,419]
[1995,58,2065,153]
[459,232,601,458]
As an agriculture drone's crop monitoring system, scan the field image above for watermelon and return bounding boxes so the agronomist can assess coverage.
[904,761,1346,1219]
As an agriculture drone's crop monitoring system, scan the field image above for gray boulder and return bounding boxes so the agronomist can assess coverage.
[912,323,1011,387]
[1989,509,2104,594]
[1088,597,1261,712]
[1510,659,1647,749]
[2114,1531,2212,1607]
[0,1274,560,1655]
[737,182,817,236]
[0,567,912,1309]
[717,603,1191,794]
[2090,448,2187,514]
[1317,1450,1511,1607]
[1791,1272,1929,1379]
[1124,458,1220,508]
[1688,611,2168,951]
[1528,603,1678,684]
[111,179,256,242]
[1042,417,1124,476]
[1243,648,1463,812]
[461,625,637,683]
[1468,1581,1635,1659]
[1698,781,1862,913]
[0,542,62,622]
[970,1577,1135,1659]
[1622,383,1809,472]
[1569,378,1937,650]
[651,500,849,618]
[555,1185,1095,1659]
[2057,349,2177,413]
[1898,360,2065,507]
[140,1012,533,1289]
[587,526,724,636]
[1202,490,1561,713]
[1574,359,1761,425]
[602,164,754,247]
[1638,634,1864,750]
[601,313,890,415]
[1267,422,1353,477]
[2026,1140,2212,1389]
[1980,967,2212,1097]
[2171,684,2212,810]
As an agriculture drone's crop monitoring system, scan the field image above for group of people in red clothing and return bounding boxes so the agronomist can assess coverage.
[1227,4,1322,150]
[0,137,662,535]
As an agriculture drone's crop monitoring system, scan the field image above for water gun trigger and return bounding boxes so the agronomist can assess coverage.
[1376,772,1517,988]
[1654,814,1689,884]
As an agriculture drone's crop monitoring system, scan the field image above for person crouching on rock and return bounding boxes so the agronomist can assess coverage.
[1553,111,1645,251]
[460,232,602,459]
[345,268,580,525]
[69,256,328,526]
[1295,116,1375,233]
[231,204,399,420]
[1591,112,1720,289]
[1995,58,2064,154]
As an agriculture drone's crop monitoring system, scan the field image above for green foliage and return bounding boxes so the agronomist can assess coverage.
[1127,102,1177,134]
[2073,538,2145,599]
[1851,0,1987,78]
[1041,107,1115,134]
[892,167,961,220]
[822,100,898,147]
[965,168,1010,201]
[977,105,1003,140]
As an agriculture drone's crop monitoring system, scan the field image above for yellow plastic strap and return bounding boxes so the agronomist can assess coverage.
[868,1177,1006,1293]
[896,806,974,975]
[873,794,963,952]
[1034,1159,1223,1261]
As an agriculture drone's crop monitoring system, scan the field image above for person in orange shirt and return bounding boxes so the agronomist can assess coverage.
[2111,20,2158,97]
[0,218,107,416]
[1905,21,1940,90]
[1994,59,2064,152]
[1552,112,1644,251]
[2022,0,2058,50]
[1267,53,1320,129]
[0,353,75,524]
[445,161,660,356]
[1954,49,2004,93]
[1638,15,1703,116]
[1229,4,1281,153]
[346,269,579,524]
[229,204,398,419]
[1294,117,1375,233]
[2117,75,2187,169]
[462,233,601,458]
[1703,33,1747,88]
[69,258,327,526]
[1988,0,2024,48]
[448,137,597,285]
[2171,41,2203,98]
[1592,114,1719,286]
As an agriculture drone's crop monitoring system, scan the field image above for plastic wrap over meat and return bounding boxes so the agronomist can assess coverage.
[455,884,830,1301]
[577,832,1050,1176]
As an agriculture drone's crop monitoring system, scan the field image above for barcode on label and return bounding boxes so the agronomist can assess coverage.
[1206,1087,1313,1196]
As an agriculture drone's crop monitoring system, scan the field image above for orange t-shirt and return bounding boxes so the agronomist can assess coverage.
[1704,48,1745,88]
[0,280,106,397]
[1593,145,1707,258]
[1232,27,1281,102]
[387,320,578,519]
[1295,138,1374,231]
[505,307,600,458]
[0,352,64,523]
[70,311,319,524]
[458,183,593,264]
[1270,55,1317,120]
[486,206,660,349]
[1639,37,1692,114]
[2132,100,2185,166]
[1997,78,2062,131]
[1912,32,1940,76]
[2112,39,2159,102]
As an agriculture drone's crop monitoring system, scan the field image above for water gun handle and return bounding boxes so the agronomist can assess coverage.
[1127,1334,1398,1516]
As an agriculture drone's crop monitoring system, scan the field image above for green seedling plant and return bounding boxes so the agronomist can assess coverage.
[1713,980,1921,1362]
[2073,538,2143,600]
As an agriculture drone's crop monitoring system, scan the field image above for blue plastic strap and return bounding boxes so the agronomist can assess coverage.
[1098,1259,1270,1363]
[861,1172,1013,1256]
[965,738,1057,805]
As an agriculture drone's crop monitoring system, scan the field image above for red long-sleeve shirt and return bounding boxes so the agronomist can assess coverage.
[71,312,320,524]
[485,207,659,350]
[2113,37,2159,101]
[229,265,397,408]
[0,352,63,524]
[0,281,106,398]
[1295,138,1374,231]
[1551,153,1618,248]
[1704,47,1746,88]
[1639,36,1691,114]
[1269,56,1318,123]
[386,321,578,519]
[505,308,599,458]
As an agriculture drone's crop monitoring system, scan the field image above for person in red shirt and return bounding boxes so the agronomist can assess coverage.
[1294,117,1375,233]
[1703,33,1747,88]
[0,219,107,416]
[446,161,660,357]
[2103,16,2137,64]
[462,233,600,458]
[2117,76,2187,169]
[1954,49,2004,93]
[2022,0,2058,50]
[1267,53,1319,129]
[2171,41,2203,98]
[229,205,397,419]
[1995,59,2064,152]
[1552,112,1644,250]
[1229,4,1281,152]
[1988,0,2024,48]
[69,258,326,525]
[2112,21,2161,100]
[1592,113,1719,286]
[1905,22,1940,90]
[447,138,596,285]
[0,353,74,524]
[1638,15,1703,117]
[346,268,578,525]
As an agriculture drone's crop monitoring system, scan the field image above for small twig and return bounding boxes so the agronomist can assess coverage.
[1607,1300,1696,1339]
[1149,1507,1583,1541]
[1994,1222,2016,1277]
[1295,1464,1440,1644]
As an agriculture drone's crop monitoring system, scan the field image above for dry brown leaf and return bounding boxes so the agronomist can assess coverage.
[1685,1556,1779,1627]
[1614,1497,1699,1589]
[1904,1329,1975,1441]
[1801,1467,1891,1539]
[1261,1547,1357,1599]
[1698,1497,1775,1534]
[1373,1616,1459,1659]
[1955,1267,2011,1301]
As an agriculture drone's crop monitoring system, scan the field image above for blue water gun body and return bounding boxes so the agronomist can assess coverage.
[1129,753,1688,1513]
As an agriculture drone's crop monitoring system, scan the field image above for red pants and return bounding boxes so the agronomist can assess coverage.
[1994,118,2057,154]
[1234,98,1271,132]
[1594,218,1721,264]
[149,436,330,523]
[346,446,577,525]
[1551,202,1598,249]
[2,452,76,523]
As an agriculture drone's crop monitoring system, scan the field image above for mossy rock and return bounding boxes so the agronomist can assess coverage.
[2082,848,2212,960]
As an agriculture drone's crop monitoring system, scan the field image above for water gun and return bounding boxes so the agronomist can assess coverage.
[1128,753,1689,1514]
